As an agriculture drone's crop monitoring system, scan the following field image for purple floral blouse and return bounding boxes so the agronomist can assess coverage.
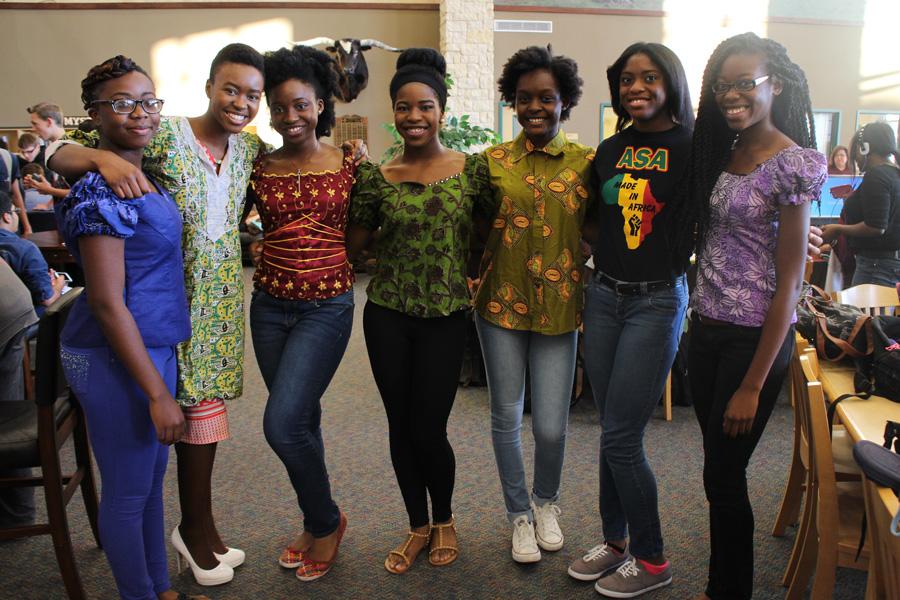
[691,146,826,327]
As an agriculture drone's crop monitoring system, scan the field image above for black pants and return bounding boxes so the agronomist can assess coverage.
[363,301,467,528]
[688,317,794,600]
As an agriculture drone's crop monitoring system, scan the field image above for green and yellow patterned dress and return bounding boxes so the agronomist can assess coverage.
[62,116,267,406]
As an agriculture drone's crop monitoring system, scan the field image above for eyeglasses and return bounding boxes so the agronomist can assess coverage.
[91,98,164,114]
[711,75,770,95]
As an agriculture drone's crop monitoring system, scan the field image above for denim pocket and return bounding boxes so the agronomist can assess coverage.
[60,346,91,396]
[647,291,681,314]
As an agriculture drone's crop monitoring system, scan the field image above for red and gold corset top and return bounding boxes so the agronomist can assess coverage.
[251,149,357,300]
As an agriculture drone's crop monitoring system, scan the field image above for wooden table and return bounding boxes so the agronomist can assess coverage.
[25,230,75,267]
[817,361,900,599]
[818,362,900,445]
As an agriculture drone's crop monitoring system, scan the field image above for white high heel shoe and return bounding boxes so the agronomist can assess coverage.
[215,547,245,568]
[171,527,234,586]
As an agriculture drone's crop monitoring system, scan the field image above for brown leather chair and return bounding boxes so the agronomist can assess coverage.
[0,288,100,599]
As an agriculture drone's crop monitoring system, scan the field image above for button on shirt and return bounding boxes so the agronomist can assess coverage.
[475,131,595,335]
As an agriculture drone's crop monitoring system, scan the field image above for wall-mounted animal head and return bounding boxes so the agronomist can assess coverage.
[292,37,402,102]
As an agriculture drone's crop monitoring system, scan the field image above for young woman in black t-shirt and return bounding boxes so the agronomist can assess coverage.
[568,42,694,598]
[822,121,900,286]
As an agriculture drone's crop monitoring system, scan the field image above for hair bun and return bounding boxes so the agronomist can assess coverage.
[396,48,446,77]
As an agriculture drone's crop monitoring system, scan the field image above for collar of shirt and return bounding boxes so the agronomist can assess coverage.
[508,129,568,164]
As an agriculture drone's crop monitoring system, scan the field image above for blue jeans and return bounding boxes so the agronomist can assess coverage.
[475,314,577,522]
[582,273,687,559]
[61,344,173,600]
[250,290,353,537]
[851,255,900,287]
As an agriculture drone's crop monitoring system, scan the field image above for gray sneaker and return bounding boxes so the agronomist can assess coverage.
[568,543,630,581]
[594,557,672,598]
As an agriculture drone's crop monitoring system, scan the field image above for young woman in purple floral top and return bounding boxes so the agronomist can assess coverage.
[672,33,826,600]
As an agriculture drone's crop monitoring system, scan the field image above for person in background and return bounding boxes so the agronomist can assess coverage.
[474,45,594,565]
[23,162,70,202]
[55,54,205,600]
[672,32,826,600]
[21,164,54,211]
[0,190,65,309]
[247,44,355,583]
[0,145,30,235]
[25,102,69,190]
[48,42,269,586]
[16,132,42,166]
[568,42,694,597]
[822,122,900,286]
[828,144,852,175]
[348,47,494,575]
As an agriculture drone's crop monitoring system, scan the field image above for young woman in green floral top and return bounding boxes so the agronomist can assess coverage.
[348,48,495,574]
[474,46,595,565]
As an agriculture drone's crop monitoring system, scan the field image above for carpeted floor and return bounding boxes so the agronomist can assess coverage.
[0,270,867,599]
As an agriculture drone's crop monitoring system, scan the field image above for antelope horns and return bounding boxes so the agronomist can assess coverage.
[291,37,336,48]
[359,39,402,52]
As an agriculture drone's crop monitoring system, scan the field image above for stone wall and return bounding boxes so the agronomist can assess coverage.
[440,0,495,129]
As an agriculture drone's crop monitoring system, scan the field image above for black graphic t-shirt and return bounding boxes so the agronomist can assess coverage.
[590,124,691,282]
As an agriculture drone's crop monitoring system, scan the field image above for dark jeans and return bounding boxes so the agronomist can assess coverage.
[363,301,466,528]
[250,290,353,537]
[851,255,900,287]
[688,317,794,600]
[582,273,688,559]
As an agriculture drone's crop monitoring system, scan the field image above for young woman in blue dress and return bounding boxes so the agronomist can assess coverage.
[56,56,204,600]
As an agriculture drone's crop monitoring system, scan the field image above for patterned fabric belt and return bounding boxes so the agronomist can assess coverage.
[596,272,675,296]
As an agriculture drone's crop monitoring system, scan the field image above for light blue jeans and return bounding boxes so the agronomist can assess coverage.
[475,314,578,522]
[582,273,688,559]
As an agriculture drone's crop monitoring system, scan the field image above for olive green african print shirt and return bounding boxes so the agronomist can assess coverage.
[350,153,495,318]
[475,131,595,335]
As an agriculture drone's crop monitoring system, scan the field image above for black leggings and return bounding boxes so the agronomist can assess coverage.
[688,317,794,600]
[363,301,467,528]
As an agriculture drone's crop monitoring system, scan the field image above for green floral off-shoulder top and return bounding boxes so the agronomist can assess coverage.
[350,153,495,318]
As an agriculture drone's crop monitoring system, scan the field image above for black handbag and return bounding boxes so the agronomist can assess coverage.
[853,422,900,539]
[795,285,873,362]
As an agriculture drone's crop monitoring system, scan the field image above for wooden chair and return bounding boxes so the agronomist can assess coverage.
[772,337,811,538]
[784,355,869,599]
[861,479,900,599]
[0,289,101,599]
[835,284,899,316]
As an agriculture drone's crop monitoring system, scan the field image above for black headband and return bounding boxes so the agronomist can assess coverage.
[389,67,448,109]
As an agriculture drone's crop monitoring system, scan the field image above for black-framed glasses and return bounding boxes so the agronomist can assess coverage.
[712,75,770,95]
[91,98,164,114]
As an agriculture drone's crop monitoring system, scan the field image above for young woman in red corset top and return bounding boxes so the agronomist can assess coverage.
[247,44,356,582]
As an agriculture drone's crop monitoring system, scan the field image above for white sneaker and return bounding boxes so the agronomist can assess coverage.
[511,515,541,563]
[532,501,563,551]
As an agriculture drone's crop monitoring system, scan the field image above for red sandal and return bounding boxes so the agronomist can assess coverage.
[295,511,347,582]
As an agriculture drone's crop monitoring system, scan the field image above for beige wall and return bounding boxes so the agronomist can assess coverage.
[1,8,439,157]
[493,10,899,151]
[2,7,896,156]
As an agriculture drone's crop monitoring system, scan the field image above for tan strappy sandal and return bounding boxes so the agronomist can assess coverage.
[384,527,431,574]
[428,517,459,567]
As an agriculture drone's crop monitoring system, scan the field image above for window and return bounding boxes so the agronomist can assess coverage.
[812,110,841,155]
[599,103,618,142]
[497,102,521,143]
[856,110,900,142]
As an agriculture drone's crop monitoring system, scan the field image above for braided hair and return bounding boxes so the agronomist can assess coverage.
[81,56,149,110]
[264,45,339,138]
[669,32,817,272]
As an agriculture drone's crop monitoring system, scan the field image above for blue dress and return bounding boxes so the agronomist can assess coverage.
[56,172,191,600]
